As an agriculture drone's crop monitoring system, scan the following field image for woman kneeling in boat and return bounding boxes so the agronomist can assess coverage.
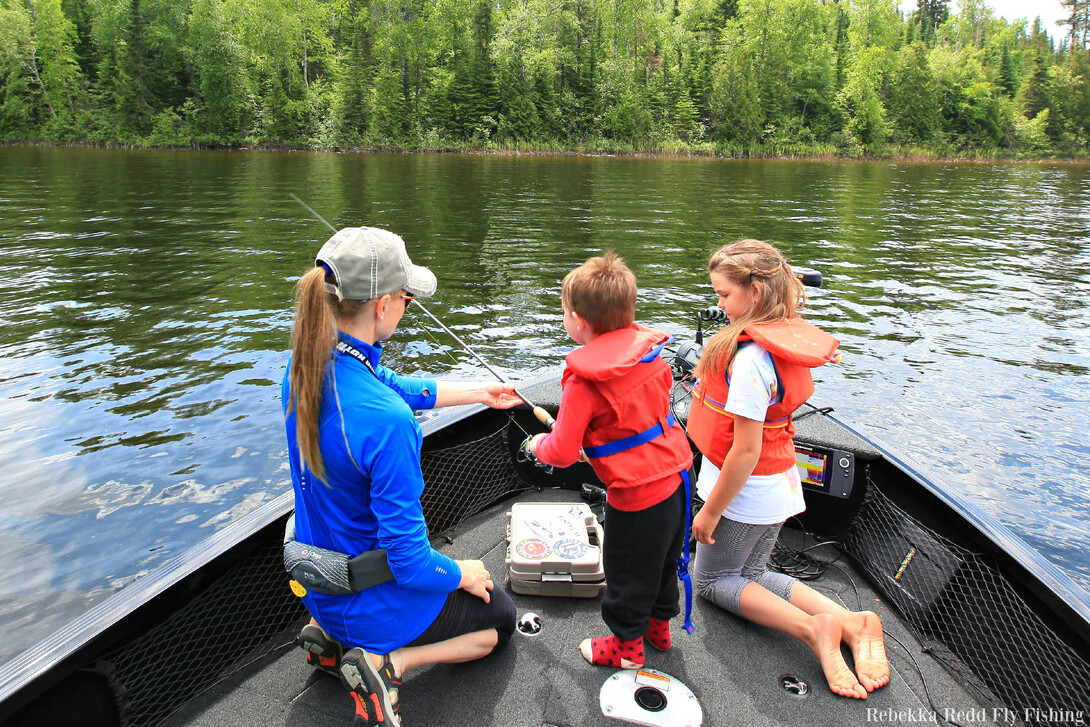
[688,239,890,700]
[283,227,519,726]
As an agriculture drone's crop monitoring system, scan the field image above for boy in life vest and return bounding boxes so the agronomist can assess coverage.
[687,239,890,699]
[524,251,693,669]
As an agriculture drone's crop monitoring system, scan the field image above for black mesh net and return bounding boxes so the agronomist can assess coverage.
[845,484,1090,727]
[420,421,526,534]
[100,540,305,727]
[95,423,527,727]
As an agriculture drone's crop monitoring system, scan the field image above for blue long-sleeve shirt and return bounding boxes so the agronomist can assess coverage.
[282,332,461,652]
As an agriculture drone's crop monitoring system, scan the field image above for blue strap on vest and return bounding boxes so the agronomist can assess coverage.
[639,338,671,363]
[581,412,676,459]
[677,468,695,634]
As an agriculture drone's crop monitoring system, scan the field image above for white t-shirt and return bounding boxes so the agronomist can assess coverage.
[694,342,806,526]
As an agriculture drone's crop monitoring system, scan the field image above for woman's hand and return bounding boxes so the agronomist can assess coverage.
[456,559,494,603]
[479,382,521,409]
[434,382,521,409]
[691,505,720,545]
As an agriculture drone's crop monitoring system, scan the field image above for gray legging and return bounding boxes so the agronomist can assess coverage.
[694,517,795,616]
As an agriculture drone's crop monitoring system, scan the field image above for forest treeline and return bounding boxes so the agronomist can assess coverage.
[1,0,1089,158]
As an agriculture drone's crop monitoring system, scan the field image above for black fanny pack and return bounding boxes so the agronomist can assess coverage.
[283,514,395,595]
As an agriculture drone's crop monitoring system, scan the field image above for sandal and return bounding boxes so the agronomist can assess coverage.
[296,622,344,678]
[340,647,402,726]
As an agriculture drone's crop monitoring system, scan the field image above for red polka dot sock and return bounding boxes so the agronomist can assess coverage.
[579,634,645,669]
[646,617,671,651]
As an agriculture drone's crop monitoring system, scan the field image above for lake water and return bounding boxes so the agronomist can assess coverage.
[0,147,1087,666]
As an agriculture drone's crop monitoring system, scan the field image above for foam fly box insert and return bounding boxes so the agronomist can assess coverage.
[505,502,606,598]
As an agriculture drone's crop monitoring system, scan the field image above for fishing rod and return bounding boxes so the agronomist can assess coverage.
[289,194,557,429]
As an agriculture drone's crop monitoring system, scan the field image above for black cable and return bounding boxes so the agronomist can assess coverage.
[883,630,970,727]
[769,516,830,580]
[794,403,834,422]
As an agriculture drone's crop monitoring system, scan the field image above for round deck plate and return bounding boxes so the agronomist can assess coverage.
[599,669,703,727]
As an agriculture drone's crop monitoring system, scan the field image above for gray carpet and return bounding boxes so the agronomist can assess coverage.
[165,487,997,727]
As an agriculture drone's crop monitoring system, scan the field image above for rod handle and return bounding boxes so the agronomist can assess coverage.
[532,406,556,429]
[531,404,588,462]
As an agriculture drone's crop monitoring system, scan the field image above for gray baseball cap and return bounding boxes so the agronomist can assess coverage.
[316,227,437,301]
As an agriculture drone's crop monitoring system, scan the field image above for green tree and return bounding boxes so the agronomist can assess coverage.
[26,0,83,129]
[836,44,889,148]
[915,0,948,46]
[888,42,941,142]
[998,40,1017,95]
[86,0,192,138]
[496,64,541,141]
[338,0,375,144]
[930,45,1001,147]
[0,3,42,137]
[1066,50,1090,141]
[848,0,901,52]
[1017,50,1053,131]
[187,0,252,142]
[708,30,761,144]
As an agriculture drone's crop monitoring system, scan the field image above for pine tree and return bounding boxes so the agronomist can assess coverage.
[338,0,375,144]
[1060,0,1089,50]
[833,3,850,93]
[469,0,498,139]
[889,42,940,142]
[916,0,949,46]
[999,41,1017,96]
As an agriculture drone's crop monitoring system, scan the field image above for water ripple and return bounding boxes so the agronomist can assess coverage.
[0,149,1087,666]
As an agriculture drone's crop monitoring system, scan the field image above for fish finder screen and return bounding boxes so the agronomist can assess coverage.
[795,448,828,490]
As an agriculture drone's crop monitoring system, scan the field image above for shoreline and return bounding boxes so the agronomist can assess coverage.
[4,139,1088,164]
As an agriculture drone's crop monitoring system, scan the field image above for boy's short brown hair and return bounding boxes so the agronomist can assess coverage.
[561,251,636,333]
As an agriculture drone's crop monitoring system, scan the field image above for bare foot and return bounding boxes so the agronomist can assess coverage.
[811,613,867,699]
[842,611,890,693]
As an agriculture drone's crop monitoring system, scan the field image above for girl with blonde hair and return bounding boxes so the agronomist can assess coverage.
[687,239,889,700]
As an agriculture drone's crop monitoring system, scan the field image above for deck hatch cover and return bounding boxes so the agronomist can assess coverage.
[600,669,702,727]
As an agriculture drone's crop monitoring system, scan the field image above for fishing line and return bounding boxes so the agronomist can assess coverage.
[288,193,557,431]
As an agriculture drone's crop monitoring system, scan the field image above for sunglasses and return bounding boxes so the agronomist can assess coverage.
[400,292,415,307]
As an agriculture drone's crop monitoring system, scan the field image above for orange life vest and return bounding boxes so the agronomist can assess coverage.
[563,324,693,491]
[687,318,840,475]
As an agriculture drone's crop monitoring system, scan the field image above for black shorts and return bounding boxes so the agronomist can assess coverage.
[407,586,517,650]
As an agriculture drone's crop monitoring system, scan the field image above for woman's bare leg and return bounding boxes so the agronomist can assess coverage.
[367,627,500,703]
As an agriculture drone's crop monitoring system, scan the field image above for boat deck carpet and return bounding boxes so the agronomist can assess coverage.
[164,488,1000,727]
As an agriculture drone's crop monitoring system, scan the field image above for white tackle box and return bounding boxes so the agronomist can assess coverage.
[505,501,606,598]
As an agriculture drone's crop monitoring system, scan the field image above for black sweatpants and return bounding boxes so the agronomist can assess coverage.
[601,479,688,642]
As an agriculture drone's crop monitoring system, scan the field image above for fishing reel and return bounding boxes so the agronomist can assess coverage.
[517,434,553,474]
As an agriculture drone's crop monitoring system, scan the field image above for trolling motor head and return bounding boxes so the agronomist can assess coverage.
[675,307,725,377]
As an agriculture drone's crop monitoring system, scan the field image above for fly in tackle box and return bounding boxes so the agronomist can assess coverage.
[506,502,606,598]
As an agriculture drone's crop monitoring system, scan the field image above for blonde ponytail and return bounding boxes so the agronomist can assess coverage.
[287,267,338,483]
[694,240,805,381]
